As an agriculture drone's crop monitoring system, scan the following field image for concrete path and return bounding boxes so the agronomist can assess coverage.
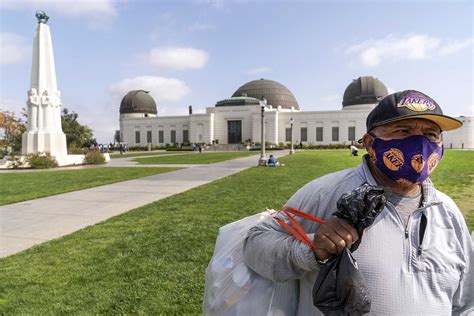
[1,153,273,257]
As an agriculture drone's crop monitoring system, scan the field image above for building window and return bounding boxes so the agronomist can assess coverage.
[146,130,152,143]
[316,127,323,142]
[158,130,164,143]
[300,127,307,142]
[135,131,140,144]
[348,126,355,141]
[183,130,189,143]
[285,128,291,142]
[170,130,176,144]
[332,127,339,142]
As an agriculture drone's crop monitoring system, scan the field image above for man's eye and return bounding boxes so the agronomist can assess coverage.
[425,132,440,139]
[394,129,409,134]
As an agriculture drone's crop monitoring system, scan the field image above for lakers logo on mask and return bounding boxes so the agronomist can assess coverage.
[383,148,404,171]
[410,154,425,173]
[427,152,440,174]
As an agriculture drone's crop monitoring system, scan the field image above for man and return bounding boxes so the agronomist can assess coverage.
[243,90,473,315]
[267,154,279,167]
[350,144,359,156]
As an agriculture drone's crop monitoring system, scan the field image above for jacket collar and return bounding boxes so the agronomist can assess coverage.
[357,155,440,207]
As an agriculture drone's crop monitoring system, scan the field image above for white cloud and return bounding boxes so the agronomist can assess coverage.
[438,39,474,56]
[0,32,29,65]
[246,67,271,76]
[109,76,191,103]
[0,0,117,17]
[346,34,473,67]
[143,47,209,71]
[1,0,118,29]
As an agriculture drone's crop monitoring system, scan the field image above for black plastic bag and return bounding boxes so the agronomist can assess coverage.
[313,183,386,315]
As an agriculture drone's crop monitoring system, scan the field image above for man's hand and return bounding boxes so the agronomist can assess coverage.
[312,218,359,262]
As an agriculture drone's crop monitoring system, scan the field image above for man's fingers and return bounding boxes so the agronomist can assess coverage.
[336,219,359,243]
[312,218,359,261]
[315,231,345,254]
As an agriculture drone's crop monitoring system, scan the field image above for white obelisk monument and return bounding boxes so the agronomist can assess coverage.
[22,11,84,165]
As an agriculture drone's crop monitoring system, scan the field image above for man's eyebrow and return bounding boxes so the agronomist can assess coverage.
[389,124,415,129]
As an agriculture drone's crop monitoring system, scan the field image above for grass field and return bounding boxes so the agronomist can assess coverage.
[0,150,472,314]
[110,151,191,159]
[0,167,181,206]
[133,151,260,164]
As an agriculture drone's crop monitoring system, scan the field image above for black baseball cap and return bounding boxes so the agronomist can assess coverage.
[366,90,463,132]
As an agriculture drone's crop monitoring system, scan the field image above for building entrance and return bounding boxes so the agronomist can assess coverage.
[227,120,242,144]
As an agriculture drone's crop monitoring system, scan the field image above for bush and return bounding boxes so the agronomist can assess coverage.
[26,152,58,169]
[83,151,106,165]
[68,147,87,154]
[127,145,149,151]
[6,155,25,169]
[165,148,194,152]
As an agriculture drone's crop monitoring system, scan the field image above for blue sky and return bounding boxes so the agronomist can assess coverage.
[1,0,473,143]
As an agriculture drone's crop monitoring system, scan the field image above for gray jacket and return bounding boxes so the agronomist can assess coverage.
[243,156,473,315]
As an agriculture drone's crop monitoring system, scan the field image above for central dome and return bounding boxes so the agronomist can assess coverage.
[342,76,388,107]
[231,79,299,110]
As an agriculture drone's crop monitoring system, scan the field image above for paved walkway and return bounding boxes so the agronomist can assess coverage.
[1,152,274,257]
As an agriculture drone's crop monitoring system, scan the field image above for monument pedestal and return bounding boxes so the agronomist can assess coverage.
[22,131,67,157]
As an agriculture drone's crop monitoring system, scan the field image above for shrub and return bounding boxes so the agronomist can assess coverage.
[6,155,26,169]
[26,152,58,169]
[165,148,194,152]
[83,151,106,165]
[127,145,149,151]
[68,147,87,154]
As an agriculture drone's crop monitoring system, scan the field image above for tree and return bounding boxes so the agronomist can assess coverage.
[61,108,94,149]
[0,110,26,154]
[114,130,121,143]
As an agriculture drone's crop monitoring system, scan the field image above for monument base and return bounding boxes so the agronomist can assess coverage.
[55,154,85,166]
[22,131,67,157]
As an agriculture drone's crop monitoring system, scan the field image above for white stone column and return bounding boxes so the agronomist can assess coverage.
[37,101,44,131]
[30,105,38,131]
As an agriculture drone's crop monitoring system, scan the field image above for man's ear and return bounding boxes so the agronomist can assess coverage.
[362,133,376,161]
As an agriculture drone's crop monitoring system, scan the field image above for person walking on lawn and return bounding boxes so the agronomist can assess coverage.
[243,90,473,315]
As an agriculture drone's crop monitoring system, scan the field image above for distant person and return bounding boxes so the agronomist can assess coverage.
[350,144,359,156]
[198,144,202,153]
[299,141,303,149]
[192,143,197,151]
[119,144,124,155]
[267,154,279,167]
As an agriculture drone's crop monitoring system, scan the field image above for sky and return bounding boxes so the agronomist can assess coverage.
[1,0,473,143]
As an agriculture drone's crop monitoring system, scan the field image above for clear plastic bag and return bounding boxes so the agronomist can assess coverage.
[203,211,298,316]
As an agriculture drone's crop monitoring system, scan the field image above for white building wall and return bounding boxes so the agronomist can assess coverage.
[190,113,213,144]
[442,116,474,149]
[120,105,473,149]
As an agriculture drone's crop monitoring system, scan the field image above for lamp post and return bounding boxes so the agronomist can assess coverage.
[290,117,295,155]
[258,97,267,166]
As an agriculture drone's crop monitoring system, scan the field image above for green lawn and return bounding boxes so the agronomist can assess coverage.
[0,150,472,314]
[110,151,191,159]
[133,151,260,164]
[0,167,182,206]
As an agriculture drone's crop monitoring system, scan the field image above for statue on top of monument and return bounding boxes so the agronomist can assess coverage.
[35,10,49,24]
[41,90,50,106]
[27,88,39,106]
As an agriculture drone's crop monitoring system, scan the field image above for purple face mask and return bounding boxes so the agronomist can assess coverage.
[369,135,444,186]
